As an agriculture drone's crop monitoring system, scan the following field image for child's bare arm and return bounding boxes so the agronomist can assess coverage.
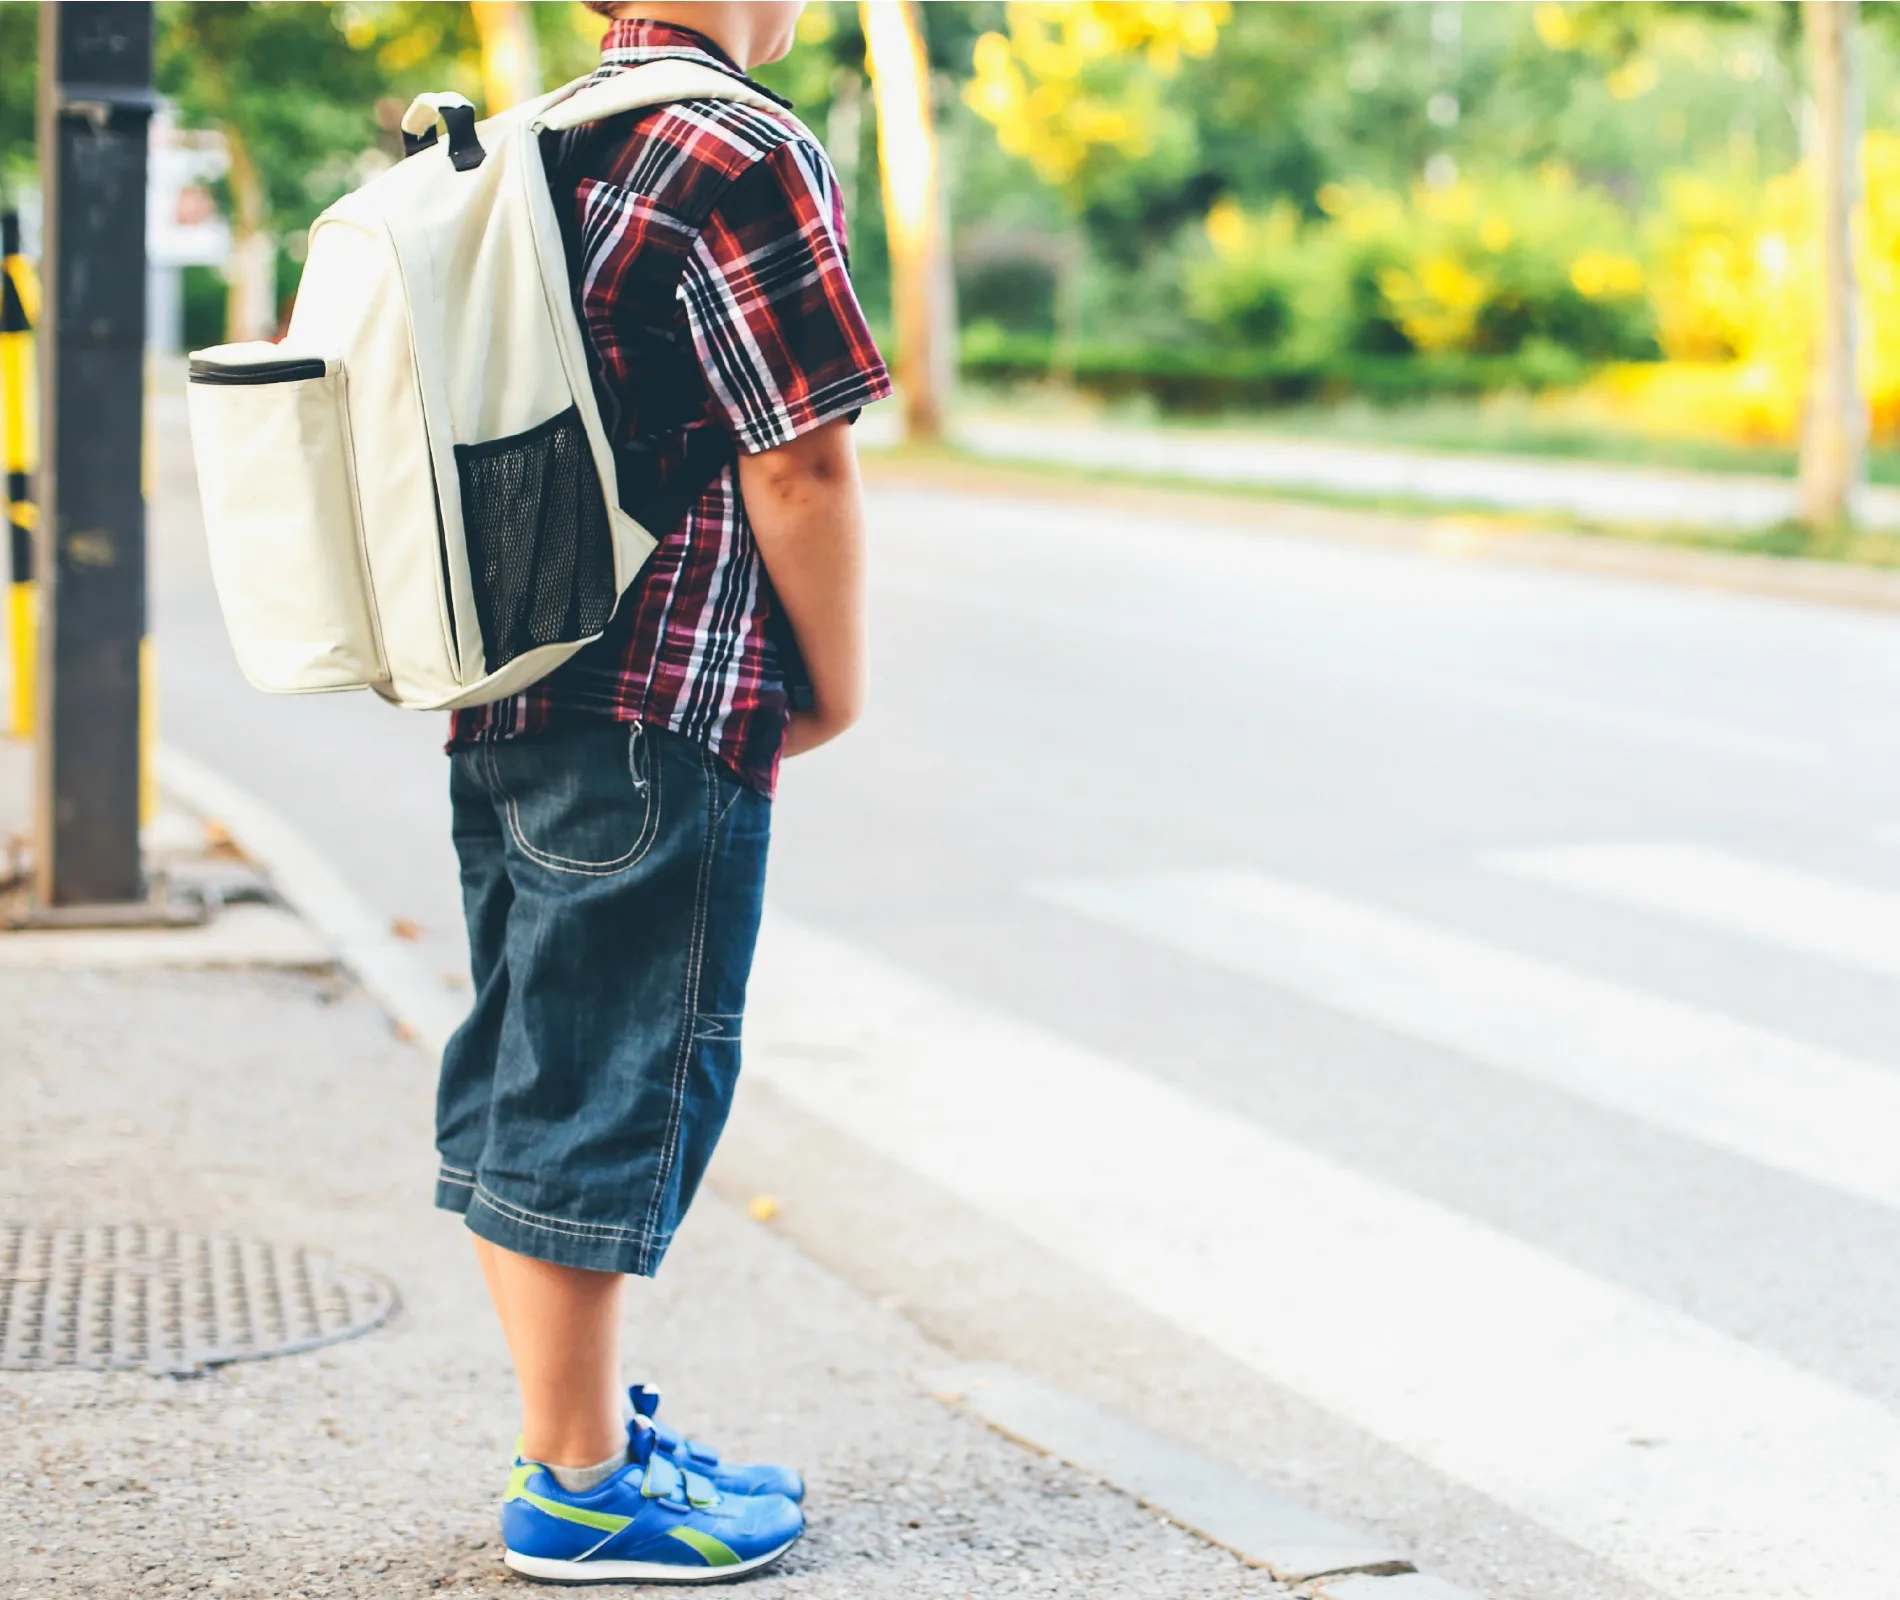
[738,417,868,758]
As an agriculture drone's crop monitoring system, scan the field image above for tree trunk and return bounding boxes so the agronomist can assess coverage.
[861,0,950,445]
[1799,0,1863,530]
[222,129,276,343]
[470,0,543,115]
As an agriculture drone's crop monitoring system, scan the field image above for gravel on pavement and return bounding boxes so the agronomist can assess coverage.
[0,958,1291,1599]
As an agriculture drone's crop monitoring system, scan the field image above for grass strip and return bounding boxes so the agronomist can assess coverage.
[860,441,1900,573]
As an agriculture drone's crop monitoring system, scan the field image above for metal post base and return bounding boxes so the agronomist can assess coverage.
[2,882,207,931]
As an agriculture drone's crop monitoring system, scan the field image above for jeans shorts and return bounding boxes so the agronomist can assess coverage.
[434,721,771,1276]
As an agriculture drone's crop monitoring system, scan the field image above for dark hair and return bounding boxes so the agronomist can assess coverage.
[580,3,623,15]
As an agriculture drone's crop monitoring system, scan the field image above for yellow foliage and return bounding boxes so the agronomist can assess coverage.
[1570,250,1645,299]
[796,5,836,46]
[1606,57,1659,101]
[1381,256,1488,352]
[1533,4,1578,51]
[378,29,442,74]
[1204,197,1248,259]
[1575,130,1900,444]
[964,1,1229,191]
[1267,169,1645,361]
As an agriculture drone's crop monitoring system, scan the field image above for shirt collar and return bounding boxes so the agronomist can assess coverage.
[597,19,795,108]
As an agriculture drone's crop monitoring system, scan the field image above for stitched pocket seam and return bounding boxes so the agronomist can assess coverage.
[487,729,662,876]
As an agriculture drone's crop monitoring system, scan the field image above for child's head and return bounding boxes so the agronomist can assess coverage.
[580,3,807,69]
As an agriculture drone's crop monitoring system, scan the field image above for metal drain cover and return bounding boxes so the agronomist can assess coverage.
[0,1222,396,1374]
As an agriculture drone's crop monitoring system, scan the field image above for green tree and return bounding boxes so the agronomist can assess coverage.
[159,3,396,336]
[0,2,39,195]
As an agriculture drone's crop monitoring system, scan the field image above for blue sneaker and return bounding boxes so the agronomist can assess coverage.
[630,1385,806,1503]
[501,1423,803,1585]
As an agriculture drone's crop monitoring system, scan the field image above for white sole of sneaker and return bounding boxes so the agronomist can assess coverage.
[503,1533,801,1586]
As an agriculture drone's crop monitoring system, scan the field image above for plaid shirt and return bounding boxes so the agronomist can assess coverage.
[449,21,891,795]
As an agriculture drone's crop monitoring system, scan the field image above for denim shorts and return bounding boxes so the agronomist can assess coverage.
[434,721,771,1276]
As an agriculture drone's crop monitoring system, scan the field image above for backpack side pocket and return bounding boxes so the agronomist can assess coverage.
[187,344,386,693]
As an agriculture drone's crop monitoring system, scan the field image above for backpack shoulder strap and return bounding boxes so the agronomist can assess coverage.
[532,59,807,137]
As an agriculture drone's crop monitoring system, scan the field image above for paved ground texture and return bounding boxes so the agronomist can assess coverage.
[134,383,1900,1599]
[0,961,1290,1600]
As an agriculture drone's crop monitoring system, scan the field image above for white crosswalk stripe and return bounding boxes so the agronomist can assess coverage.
[1029,868,1900,1212]
[1484,840,1900,980]
[747,913,1900,1600]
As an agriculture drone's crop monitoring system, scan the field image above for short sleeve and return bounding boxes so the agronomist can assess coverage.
[679,137,893,455]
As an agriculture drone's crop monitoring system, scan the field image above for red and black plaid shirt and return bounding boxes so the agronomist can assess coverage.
[448,21,891,795]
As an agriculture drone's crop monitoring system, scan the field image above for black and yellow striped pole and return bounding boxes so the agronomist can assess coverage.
[1,210,35,740]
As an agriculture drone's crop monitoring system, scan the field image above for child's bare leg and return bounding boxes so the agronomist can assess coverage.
[475,1236,626,1467]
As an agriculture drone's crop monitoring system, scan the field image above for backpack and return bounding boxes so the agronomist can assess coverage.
[185,62,787,711]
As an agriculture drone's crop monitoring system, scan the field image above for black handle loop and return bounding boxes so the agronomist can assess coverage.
[402,102,486,171]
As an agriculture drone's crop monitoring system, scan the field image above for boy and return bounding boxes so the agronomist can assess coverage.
[434,2,890,1581]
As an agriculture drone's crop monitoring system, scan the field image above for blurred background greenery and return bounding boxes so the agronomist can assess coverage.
[3,1,1898,476]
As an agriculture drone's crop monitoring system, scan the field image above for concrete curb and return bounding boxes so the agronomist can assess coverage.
[860,455,1900,620]
[925,1363,1410,1585]
[155,744,463,1059]
[924,1363,1480,1599]
[1319,1576,1482,1600]
[154,741,1482,1600]
[0,899,330,969]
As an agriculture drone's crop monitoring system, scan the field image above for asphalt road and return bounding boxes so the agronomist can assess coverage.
[149,395,1900,1600]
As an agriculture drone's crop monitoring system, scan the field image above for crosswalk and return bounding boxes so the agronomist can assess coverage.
[745,833,1900,1600]
[1486,840,1900,980]
[1030,867,1900,1212]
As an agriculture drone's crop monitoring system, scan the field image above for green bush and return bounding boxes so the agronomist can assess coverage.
[959,329,1590,413]
[1180,169,1659,391]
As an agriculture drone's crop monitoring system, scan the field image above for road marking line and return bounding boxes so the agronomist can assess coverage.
[747,914,1900,1599]
[1485,840,1900,980]
[1031,869,1900,1213]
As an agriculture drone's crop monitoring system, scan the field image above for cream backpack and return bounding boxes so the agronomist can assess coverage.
[186,63,785,710]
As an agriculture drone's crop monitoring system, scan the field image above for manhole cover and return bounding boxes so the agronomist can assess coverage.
[0,1222,396,1374]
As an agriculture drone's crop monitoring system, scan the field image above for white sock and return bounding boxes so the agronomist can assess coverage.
[546,1444,628,1494]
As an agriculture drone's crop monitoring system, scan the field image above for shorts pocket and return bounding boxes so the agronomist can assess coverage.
[490,725,661,876]
[187,344,384,693]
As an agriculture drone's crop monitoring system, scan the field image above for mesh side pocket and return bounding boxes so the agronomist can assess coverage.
[454,407,616,673]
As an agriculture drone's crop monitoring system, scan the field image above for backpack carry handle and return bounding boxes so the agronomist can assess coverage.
[400,93,486,171]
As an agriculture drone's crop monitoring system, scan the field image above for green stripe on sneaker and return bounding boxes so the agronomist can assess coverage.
[517,1488,633,1535]
[667,1526,741,1567]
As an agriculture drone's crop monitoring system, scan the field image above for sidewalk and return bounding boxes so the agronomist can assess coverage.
[0,741,1291,1599]
[917,413,1900,533]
